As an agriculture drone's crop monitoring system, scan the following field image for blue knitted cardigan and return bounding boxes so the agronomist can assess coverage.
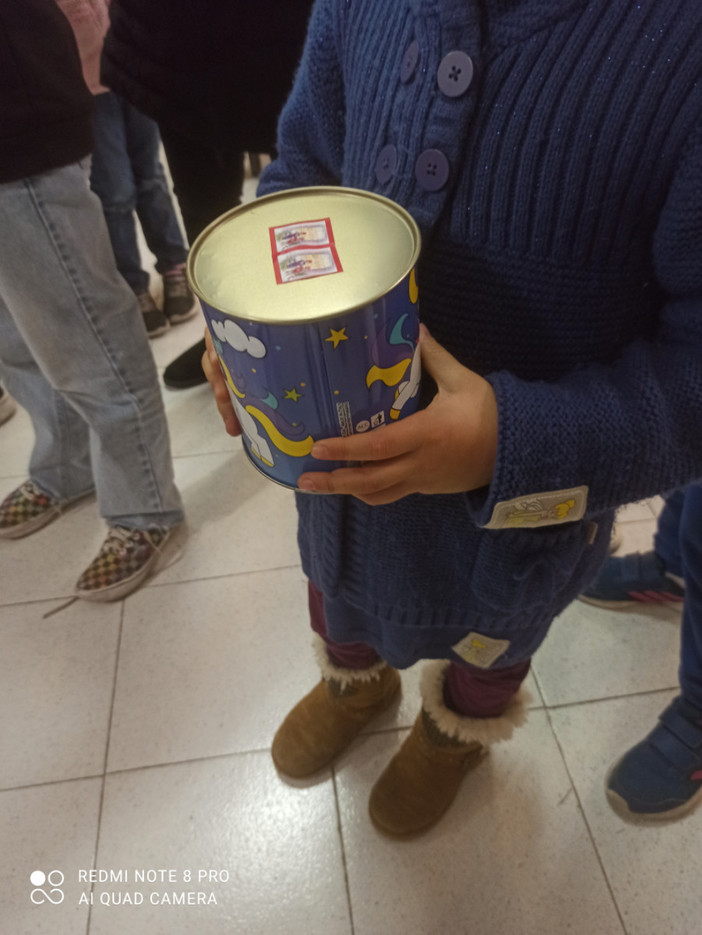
[257,0,702,667]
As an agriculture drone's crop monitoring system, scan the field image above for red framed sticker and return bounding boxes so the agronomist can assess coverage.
[269,217,343,284]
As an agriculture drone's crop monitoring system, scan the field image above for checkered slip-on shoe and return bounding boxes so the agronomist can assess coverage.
[0,480,63,539]
[75,524,178,602]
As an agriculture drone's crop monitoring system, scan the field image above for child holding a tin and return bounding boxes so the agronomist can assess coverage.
[203,0,702,836]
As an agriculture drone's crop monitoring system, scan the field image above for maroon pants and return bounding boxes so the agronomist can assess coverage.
[308,582,530,719]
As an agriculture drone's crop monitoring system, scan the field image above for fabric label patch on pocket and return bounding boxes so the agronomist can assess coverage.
[484,486,588,530]
[451,632,511,668]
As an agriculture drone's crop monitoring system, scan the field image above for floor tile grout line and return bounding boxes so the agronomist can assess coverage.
[0,689,679,796]
[0,748,278,795]
[143,561,304,589]
[0,561,305,610]
[0,773,105,795]
[104,746,284,779]
[530,664,548,708]
[331,766,356,935]
[0,689,679,794]
[86,598,126,935]
[542,704,629,935]
[0,593,78,611]
[536,686,678,712]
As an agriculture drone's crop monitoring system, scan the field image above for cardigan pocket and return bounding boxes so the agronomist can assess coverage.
[295,491,346,598]
[470,521,592,619]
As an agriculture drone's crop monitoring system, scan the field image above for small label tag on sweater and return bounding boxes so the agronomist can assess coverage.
[484,486,588,530]
[452,632,510,668]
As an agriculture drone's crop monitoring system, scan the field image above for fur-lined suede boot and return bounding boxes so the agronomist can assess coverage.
[368,660,530,837]
[271,637,401,779]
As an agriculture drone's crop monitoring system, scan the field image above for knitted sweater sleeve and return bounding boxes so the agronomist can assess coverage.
[468,125,702,526]
[257,0,345,195]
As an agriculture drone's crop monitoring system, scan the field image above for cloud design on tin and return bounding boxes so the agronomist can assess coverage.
[212,319,266,359]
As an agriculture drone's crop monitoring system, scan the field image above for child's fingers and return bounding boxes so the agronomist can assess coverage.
[298,456,411,498]
[203,326,218,364]
[200,342,220,391]
[200,333,242,437]
[310,414,425,463]
[419,324,471,393]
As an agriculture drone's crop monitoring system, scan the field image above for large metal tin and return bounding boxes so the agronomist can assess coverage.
[188,186,421,489]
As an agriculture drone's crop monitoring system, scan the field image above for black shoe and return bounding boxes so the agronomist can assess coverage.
[137,291,169,338]
[163,338,207,389]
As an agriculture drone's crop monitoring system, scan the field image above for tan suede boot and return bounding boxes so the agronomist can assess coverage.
[368,660,530,837]
[271,637,401,778]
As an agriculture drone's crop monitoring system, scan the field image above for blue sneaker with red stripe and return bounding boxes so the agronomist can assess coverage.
[579,550,685,609]
[606,696,702,821]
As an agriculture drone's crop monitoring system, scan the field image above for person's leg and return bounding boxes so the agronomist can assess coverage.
[653,488,685,579]
[0,292,93,504]
[311,590,533,713]
[121,101,189,275]
[90,92,150,295]
[271,581,400,778]
[158,127,246,245]
[580,492,686,607]
[0,289,95,538]
[308,578,382,669]
[678,482,702,708]
[605,482,702,820]
[157,129,248,386]
[443,656,532,718]
[0,163,183,530]
[91,93,171,337]
[369,656,531,836]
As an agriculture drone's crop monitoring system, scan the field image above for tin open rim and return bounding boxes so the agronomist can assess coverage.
[186,185,422,324]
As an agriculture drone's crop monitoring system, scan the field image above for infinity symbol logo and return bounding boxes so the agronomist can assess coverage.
[30,870,65,905]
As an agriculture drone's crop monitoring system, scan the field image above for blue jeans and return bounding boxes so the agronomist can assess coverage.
[0,161,184,529]
[654,483,702,710]
[90,92,187,294]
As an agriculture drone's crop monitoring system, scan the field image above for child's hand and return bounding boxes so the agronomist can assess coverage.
[201,328,242,437]
[297,325,498,505]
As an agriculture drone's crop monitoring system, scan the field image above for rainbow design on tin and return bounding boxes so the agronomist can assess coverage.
[203,268,420,487]
[365,311,421,420]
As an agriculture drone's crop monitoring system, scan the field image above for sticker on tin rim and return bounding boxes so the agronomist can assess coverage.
[270,217,343,284]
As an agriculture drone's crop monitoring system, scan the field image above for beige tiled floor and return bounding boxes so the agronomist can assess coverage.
[1,173,699,935]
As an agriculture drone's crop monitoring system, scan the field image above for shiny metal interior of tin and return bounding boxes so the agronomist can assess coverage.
[187,186,421,324]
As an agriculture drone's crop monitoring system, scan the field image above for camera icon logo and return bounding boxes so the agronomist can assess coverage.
[30,870,65,905]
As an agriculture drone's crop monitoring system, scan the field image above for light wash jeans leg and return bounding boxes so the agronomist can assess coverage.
[0,162,184,529]
[0,292,94,502]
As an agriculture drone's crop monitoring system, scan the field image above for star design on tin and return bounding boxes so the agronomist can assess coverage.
[326,327,349,349]
[284,387,302,402]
